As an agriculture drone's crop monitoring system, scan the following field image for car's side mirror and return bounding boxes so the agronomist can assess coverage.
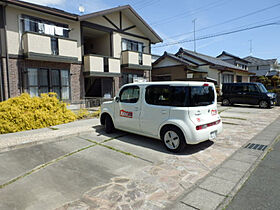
[115,96,120,103]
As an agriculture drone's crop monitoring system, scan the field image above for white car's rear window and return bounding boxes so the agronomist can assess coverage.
[145,85,215,107]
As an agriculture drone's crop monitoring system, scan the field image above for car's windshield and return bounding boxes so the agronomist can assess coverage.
[258,84,268,93]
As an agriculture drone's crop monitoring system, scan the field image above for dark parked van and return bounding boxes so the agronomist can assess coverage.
[221,83,276,108]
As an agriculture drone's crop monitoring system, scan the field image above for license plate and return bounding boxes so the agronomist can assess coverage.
[210,131,217,139]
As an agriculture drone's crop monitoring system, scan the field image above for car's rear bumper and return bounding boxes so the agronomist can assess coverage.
[187,121,223,144]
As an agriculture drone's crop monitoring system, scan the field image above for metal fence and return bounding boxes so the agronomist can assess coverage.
[83,97,113,108]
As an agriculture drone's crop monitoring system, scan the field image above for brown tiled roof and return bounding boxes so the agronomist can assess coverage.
[244,56,277,66]
[179,48,249,72]
[3,0,78,20]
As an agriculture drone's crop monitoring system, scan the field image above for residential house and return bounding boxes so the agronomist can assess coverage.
[217,51,249,69]
[243,56,280,80]
[152,48,253,89]
[0,0,162,102]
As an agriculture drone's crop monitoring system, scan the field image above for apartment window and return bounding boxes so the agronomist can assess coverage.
[121,39,144,53]
[222,74,234,83]
[122,73,143,85]
[27,68,70,100]
[21,15,69,38]
[51,37,59,55]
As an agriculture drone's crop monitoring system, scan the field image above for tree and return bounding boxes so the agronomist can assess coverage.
[257,76,271,87]
[271,75,280,89]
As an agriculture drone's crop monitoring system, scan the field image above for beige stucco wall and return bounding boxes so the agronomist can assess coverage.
[6,6,82,61]
[109,58,121,73]
[143,54,151,66]
[84,55,103,72]
[58,39,78,58]
[23,33,51,54]
[121,50,138,65]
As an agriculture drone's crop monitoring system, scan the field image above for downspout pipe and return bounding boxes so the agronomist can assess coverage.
[3,3,10,99]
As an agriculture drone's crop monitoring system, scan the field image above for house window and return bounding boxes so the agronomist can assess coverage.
[236,75,242,82]
[222,74,234,83]
[27,68,70,100]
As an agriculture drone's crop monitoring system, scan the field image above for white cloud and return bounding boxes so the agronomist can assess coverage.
[23,0,66,6]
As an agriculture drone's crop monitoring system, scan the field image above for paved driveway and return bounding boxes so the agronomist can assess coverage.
[0,105,279,210]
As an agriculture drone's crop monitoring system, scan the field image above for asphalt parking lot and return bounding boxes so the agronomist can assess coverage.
[0,104,279,210]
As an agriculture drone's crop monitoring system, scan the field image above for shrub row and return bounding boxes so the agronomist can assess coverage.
[0,93,77,134]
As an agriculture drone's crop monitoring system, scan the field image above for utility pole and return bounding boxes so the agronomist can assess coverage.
[192,19,197,52]
[249,40,253,56]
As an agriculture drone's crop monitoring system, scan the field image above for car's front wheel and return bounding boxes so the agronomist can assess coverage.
[105,115,115,133]
[161,126,186,153]
[259,100,270,109]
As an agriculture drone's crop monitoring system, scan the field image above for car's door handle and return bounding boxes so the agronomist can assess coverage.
[161,110,167,114]
[195,111,201,116]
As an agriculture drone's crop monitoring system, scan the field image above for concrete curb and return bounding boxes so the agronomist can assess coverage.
[0,130,94,153]
[168,115,280,210]
[0,118,100,153]
[217,130,280,209]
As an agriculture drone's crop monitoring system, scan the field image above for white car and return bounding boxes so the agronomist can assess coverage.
[100,81,222,153]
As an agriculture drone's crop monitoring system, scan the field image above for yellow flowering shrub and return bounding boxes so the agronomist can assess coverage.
[0,93,77,134]
[76,107,101,119]
[76,108,90,120]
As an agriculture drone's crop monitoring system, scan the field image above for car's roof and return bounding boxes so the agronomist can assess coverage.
[222,82,261,85]
[124,81,215,87]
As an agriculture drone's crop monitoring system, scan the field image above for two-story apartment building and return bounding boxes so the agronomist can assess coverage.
[0,0,162,102]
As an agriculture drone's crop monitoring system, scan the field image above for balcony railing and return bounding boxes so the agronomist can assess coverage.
[121,50,152,69]
[22,32,78,62]
[84,54,121,76]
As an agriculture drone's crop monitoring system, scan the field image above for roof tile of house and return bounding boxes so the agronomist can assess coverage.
[217,51,250,63]
[179,48,247,71]
[243,56,277,66]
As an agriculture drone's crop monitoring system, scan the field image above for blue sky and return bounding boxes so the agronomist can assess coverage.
[26,0,280,60]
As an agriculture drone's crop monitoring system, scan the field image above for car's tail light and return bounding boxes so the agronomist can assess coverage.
[196,120,221,130]
[203,83,209,86]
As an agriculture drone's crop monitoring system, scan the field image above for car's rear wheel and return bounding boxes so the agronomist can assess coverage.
[161,126,186,153]
[222,98,230,106]
[105,115,114,133]
[259,100,270,109]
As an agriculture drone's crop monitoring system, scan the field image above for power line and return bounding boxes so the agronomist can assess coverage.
[135,0,161,10]
[153,22,279,48]
[163,2,280,40]
[150,0,226,26]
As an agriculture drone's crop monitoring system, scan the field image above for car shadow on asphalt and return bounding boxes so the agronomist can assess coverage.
[93,125,214,156]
